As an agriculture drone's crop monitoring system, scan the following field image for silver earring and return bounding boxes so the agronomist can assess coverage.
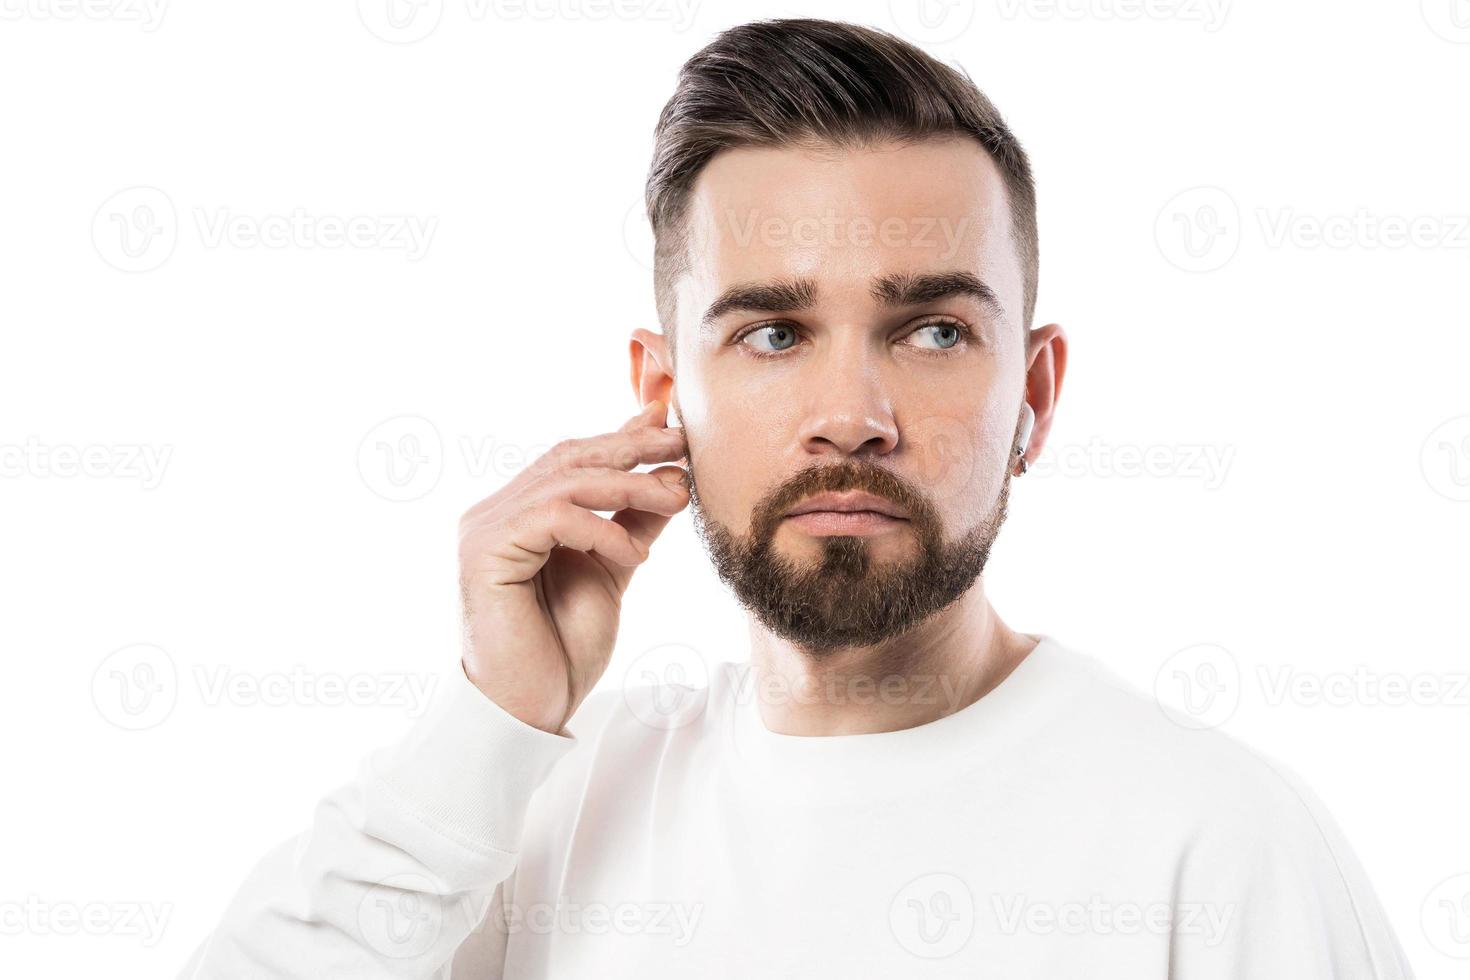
[1014,446,1029,476]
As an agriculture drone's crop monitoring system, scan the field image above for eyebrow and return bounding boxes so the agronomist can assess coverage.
[701,277,818,326]
[871,271,1006,322]
[700,270,1007,328]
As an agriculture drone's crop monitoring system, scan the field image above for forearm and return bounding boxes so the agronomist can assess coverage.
[179,666,576,979]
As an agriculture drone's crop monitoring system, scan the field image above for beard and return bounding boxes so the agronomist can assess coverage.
[686,454,1010,655]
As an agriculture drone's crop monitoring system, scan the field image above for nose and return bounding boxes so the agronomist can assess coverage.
[795,357,899,458]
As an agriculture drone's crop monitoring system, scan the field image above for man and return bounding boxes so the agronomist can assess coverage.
[182,18,1412,979]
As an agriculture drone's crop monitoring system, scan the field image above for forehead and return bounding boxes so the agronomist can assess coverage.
[675,136,1022,330]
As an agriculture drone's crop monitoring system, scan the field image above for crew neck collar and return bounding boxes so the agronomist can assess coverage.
[713,634,1093,806]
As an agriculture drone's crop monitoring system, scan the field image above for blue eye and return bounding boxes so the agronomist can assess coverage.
[909,322,964,349]
[741,324,800,353]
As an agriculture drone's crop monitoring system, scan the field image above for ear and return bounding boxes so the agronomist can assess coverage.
[1018,322,1068,470]
[629,327,677,423]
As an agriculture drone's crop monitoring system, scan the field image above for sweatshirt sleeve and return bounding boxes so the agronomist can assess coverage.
[1169,757,1415,980]
[178,664,580,979]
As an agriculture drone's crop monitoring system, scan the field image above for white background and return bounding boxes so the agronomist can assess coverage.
[1,0,1467,976]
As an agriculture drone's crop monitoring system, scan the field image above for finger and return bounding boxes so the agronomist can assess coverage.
[605,469,687,588]
[553,468,689,517]
[507,499,647,569]
[613,468,686,549]
[645,463,688,493]
[558,426,687,473]
[602,509,668,589]
[462,427,687,525]
[619,398,666,433]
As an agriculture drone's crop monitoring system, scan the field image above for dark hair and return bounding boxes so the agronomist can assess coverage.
[645,17,1039,353]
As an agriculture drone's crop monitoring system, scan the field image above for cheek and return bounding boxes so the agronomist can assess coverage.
[679,370,798,530]
[902,401,1015,524]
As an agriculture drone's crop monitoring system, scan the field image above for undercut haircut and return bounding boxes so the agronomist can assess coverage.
[645,17,1040,360]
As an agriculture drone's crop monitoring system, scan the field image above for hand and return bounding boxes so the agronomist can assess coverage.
[456,400,689,733]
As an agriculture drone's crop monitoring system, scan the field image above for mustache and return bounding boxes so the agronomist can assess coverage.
[747,458,941,544]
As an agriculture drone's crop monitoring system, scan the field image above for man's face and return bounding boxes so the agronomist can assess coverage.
[668,136,1029,652]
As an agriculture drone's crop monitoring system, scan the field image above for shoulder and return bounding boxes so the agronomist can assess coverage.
[1036,640,1344,830]
[1035,640,1411,977]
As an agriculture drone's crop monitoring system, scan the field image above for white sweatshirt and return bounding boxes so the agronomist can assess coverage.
[179,635,1414,979]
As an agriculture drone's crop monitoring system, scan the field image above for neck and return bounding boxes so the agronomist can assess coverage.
[745,582,1037,736]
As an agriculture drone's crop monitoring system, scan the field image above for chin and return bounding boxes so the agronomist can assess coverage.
[776,525,915,559]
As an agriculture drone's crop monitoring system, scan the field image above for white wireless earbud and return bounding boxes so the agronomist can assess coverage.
[1014,402,1035,475]
[1016,403,1035,455]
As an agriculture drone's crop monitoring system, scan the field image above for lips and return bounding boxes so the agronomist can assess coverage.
[783,490,910,520]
